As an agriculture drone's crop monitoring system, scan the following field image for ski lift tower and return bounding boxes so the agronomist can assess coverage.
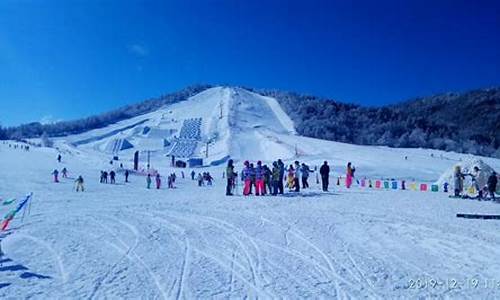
[204,134,217,158]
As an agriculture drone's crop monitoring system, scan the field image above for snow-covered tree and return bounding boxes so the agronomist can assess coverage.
[41,131,53,148]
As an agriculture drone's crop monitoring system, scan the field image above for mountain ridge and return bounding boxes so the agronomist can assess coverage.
[1,85,499,158]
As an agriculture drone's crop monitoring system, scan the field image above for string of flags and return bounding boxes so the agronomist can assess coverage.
[1,193,33,231]
[335,177,454,193]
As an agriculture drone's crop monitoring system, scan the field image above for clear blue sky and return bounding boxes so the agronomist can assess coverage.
[1,0,499,126]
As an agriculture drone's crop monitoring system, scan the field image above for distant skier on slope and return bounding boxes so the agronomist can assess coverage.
[57,154,62,163]
[146,174,152,189]
[110,170,116,184]
[197,173,204,186]
[155,174,161,189]
[320,161,330,192]
[125,169,129,183]
[191,170,196,180]
[62,167,68,178]
[52,169,59,183]
[75,176,84,192]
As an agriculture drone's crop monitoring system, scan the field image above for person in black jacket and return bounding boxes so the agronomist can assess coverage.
[487,172,498,200]
[226,159,236,196]
[110,170,116,184]
[277,159,285,194]
[319,161,330,192]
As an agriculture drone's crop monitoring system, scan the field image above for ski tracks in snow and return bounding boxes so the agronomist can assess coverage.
[86,215,168,299]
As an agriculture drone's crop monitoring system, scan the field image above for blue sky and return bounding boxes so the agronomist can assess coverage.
[1,0,499,126]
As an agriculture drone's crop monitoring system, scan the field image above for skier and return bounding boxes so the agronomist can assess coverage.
[271,161,280,195]
[62,167,68,178]
[197,173,204,186]
[346,162,355,189]
[103,171,108,184]
[319,161,330,192]
[125,169,129,183]
[250,163,256,194]
[226,159,236,196]
[287,165,295,191]
[470,166,484,199]
[487,172,497,201]
[263,165,272,194]
[293,161,301,192]
[75,175,84,192]
[242,161,253,196]
[181,171,185,179]
[146,174,152,189]
[277,159,285,194]
[57,154,62,163]
[191,170,196,180]
[168,175,174,188]
[155,174,161,189]
[254,161,265,196]
[315,165,319,184]
[301,163,311,189]
[52,169,59,183]
[206,172,213,185]
[110,170,116,184]
[453,166,465,197]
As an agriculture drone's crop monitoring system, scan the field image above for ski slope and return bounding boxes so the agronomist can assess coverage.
[2,86,500,298]
[2,143,500,298]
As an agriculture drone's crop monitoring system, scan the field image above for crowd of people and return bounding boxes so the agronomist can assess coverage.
[6,143,30,151]
[454,166,498,200]
[51,154,86,192]
[224,159,349,196]
[196,172,214,186]
[45,149,497,202]
[99,170,116,184]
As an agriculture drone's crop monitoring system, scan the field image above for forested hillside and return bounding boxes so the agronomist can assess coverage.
[254,87,500,158]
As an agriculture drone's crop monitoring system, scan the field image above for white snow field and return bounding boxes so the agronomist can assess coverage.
[1,87,500,299]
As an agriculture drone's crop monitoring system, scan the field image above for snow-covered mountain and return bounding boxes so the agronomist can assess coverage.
[50,86,499,181]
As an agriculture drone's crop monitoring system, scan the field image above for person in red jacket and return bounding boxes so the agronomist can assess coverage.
[346,162,355,188]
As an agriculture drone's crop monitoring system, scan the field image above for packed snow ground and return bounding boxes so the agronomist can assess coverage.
[1,143,500,299]
[2,86,500,298]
